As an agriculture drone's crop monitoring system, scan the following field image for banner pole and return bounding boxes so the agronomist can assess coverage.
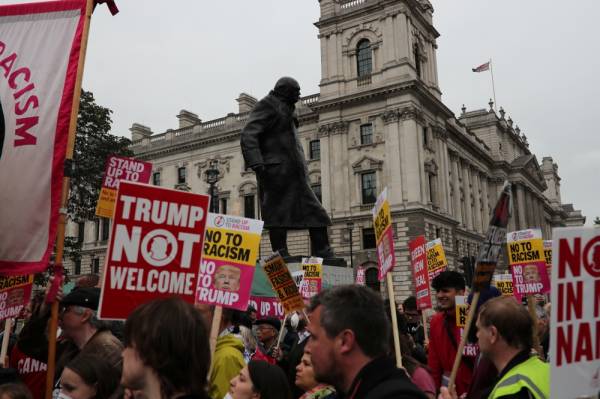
[527,295,543,360]
[489,58,497,110]
[449,291,480,391]
[45,1,94,397]
[422,311,429,348]
[276,314,288,347]
[0,319,13,367]
[386,273,402,368]
[207,305,223,377]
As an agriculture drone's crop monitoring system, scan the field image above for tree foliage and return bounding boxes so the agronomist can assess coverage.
[68,89,132,222]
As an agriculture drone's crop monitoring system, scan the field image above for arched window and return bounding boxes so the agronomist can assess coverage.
[356,39,372,77]
[365,267,380,292]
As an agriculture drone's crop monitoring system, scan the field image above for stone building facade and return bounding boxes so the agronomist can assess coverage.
[67,0,584,298]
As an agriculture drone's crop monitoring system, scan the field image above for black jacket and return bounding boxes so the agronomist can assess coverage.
[240,93,331,229]
[341,357,427,399]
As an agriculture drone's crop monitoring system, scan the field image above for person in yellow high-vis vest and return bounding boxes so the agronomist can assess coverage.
[439,296,549,399]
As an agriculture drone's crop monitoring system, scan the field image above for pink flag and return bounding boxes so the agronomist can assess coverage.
[472,61,490,72]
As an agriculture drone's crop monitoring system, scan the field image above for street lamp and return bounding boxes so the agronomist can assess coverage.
[205,160,220,213]
[347,221,354,269]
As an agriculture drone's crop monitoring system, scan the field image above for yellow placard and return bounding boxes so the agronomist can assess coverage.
[455,295,468,327]
[373,201,391,242]
[426,239,448,277]
[507,238,544,264]
[302,262,322,279]
[203,227,261,267]
[0,274,33,291]
[493,277,514,296]
[95,187,117,218]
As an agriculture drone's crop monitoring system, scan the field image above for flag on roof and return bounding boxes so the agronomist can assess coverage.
[472,61,490,72]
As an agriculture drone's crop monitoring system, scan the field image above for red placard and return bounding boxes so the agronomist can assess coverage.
[409,236,432,310]
[98,182,209,320]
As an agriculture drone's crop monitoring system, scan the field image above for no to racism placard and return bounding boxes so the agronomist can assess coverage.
[0,274,33,321]
[0,1,87,274]
[409,236,432,310]
[492,274,514,297]
[544,240,552,281]
[426,238,448,280]
[300,257,323,299]
[262,253,305,315]
[98,182,209,320]
[455,295,468,327]
[372,188,395,280]
[96,155,152,218]
[196,214,263,311]
[507,229,550,302]
[550,227,600,398]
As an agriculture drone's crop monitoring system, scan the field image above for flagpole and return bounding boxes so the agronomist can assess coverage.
[489,58,497,110]
[45,0,94,397]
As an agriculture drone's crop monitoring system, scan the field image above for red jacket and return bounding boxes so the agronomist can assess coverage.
[427,310,477,396]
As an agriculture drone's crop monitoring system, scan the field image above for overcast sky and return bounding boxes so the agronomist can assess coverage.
[30,0,600,223]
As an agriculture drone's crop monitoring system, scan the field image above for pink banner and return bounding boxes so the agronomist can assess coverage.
[409,236,432,310]
[197,259,255,311]
[510,261,550,302]
[249,296,284,319]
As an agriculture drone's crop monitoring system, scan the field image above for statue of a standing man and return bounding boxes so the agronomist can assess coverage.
[240,77,334,258]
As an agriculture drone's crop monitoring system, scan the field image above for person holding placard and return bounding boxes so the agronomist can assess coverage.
[251,317,281,365]
[428,271,474,397]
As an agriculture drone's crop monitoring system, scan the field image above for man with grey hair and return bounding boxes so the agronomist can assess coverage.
[306,285,426,399]
[16,287,122,390]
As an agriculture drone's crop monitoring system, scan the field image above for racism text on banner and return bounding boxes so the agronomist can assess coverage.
[196,213,263,311]
[372,188,395,280]
[544,240,552,281]
[409,236,432,310]
[492,274,513,297]
[0,274,33,321]
[262,253,305,315]
[300,257,323,299]
[471,182,511,291]
[426,238,448,280]
[95,155,152,219]
[356,267,365,285]
[98,182,209,320]
[0,1,88,275]
[550,227,600,398]
[249,296,285,319]
[506,229,550,302]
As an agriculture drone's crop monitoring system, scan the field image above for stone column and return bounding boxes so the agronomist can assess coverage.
[383,111,403,205]
[462,162,473,230]
[400,116,423,204]
[472,169,482,233]
[383,15,395,66]
[451,156,462,224]
[319,129,332,211]
[516,184,527,230]
[481,176,490,226]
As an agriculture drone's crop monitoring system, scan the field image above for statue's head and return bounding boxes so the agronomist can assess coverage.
[273,77,301,105]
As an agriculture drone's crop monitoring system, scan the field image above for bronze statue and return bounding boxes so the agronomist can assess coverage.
[241,77,334,258]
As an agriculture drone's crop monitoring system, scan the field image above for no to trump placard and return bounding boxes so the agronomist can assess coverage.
[96,155,152,219]
[507,229,550,302]
[300,257,323,299]
[0,274,33,321]
[196,213,263,311]
[356,267,365,285]
[372,188,395,280]
[0,1,87,274]
[262,253,305,315]
[99,182,209,320]
[426,238,448,280]
[409,236,432,310]
[550,227,600,398]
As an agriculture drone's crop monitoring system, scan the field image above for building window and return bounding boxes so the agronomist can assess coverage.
[362,228,376,249]
[360,124,373,145]
[92,258,100,274]
[309,140,320,160]
[94,219,100,241]
[423,126,429,147]
[153,172,161,186]
[74,259,81,275]
[413,44,421,78]
[365,267,380,292]
[428,174,436,204]
[311,183,322,204]
[77,222,85,244]
[220,198,228,215]
[361,172,377,204]
[244,195,255,219]
[177,167,187,184]
[357,39,372,77]
[101,218,110,241]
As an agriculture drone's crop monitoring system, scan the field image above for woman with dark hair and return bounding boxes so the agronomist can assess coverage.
[229,360,292,399]
[59,354,120,399]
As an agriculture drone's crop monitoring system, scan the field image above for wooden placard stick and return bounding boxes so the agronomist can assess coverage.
[45,1,94,398]
[527,295,543,360]
[448,291,480,391]
[0,319,13,367]
[386,273,402,368]
[276,314,289,347]
[207,305,223,378]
